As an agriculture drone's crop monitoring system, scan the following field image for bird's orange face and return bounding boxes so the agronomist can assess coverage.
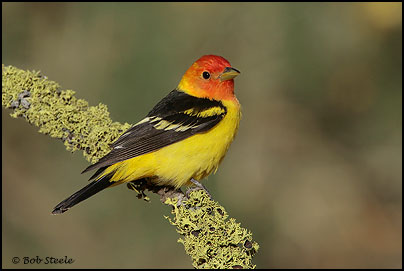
[178,55,240,101]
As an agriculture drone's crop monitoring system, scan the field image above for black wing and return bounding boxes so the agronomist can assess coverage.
[82,89,227,174]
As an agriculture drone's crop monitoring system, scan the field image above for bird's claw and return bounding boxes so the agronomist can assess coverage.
[127,181,150,202]
[187,178,212,199]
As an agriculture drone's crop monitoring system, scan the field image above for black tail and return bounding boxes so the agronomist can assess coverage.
[52,172,114,214]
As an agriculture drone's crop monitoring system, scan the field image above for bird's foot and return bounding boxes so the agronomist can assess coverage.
[127,180,150,202]
[186,178,212,199]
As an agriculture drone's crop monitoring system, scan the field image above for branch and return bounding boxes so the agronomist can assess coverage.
[2,65,259,269]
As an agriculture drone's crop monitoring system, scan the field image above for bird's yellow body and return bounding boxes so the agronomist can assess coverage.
[105,99,241,188]
[52,55,241,214]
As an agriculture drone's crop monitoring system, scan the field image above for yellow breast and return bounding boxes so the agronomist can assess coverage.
[152,99,241,187]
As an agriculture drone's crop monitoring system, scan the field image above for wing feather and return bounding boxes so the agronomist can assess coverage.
[82,90,227,173]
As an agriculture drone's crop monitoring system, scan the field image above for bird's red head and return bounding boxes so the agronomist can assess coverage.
[178,55,240,101]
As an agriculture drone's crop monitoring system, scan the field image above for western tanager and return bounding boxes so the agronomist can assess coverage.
[52,55,241,214]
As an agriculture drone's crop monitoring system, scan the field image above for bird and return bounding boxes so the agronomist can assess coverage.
[52,55,241,214]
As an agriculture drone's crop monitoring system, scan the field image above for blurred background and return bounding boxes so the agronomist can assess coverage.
[2,2,402,269]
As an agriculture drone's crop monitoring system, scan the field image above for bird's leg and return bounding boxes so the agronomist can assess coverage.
[174,191,188,207]
[187,178,212,199]
[152,185,187,207]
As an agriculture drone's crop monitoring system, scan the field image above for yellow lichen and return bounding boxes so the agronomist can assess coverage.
[2,65,131,163]
[165,190,259,269]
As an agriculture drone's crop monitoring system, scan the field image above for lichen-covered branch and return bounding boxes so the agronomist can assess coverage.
[2,64,259,269]
[2,64,131,164]
[165,190,259,269]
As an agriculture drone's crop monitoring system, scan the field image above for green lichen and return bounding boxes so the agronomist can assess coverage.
[165,190,259,269]
[2,65,131,163]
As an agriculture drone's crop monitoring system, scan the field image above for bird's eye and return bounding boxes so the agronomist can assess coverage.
[202,71,210,80]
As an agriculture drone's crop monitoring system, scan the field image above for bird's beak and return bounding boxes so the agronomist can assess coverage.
[220,67,240,81]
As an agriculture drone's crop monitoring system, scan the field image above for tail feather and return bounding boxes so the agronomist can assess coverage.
[87,166,108,181]
[52,172,114,214]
